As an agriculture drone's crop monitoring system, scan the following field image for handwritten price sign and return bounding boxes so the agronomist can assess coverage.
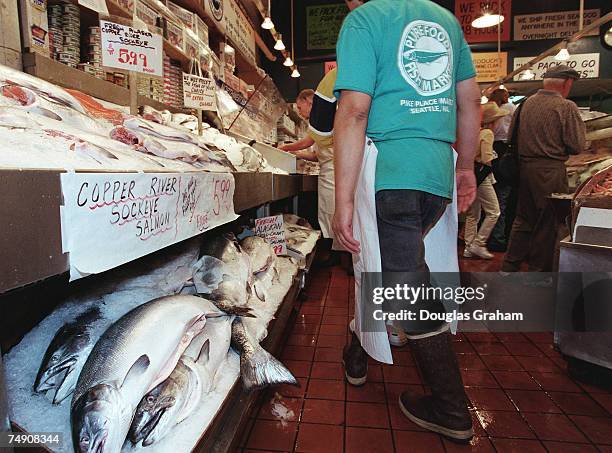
[255,215,288,256]
[100,20,163,77]
[182,74,217,111]
[60,172,238,280]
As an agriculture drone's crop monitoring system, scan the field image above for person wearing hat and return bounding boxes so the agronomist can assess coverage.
[502,64,586,272]
[463,102,505,259]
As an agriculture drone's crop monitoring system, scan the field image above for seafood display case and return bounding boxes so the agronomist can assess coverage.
[555,164,612,372]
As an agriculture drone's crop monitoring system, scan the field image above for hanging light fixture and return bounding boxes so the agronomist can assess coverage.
[472,12,504,28]
[261,0,274,29]
[283,56,293,66]
[287,0,298,76]
[499,82,506,90]
[481,95,489,104]
[274,34,285,51]
[291,67,300,78]
[261,16,274,29]
[555,41,570,61]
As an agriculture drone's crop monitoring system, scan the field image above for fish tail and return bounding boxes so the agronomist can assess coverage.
[240,346,298,390]
[209,300,256,318]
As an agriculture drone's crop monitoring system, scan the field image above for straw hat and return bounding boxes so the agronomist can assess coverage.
[482,101,509,124]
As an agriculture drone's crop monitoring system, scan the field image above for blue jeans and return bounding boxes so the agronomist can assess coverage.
[375,189,449,334]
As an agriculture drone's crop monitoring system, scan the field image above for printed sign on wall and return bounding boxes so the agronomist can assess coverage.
[306,4,348,50]
[513,53,600,81]
[202,0,256,65]
[324,61,337,74]
[455,0,511,44]
[473,52,507,82]
[100,20,163,76]
[61,172,238,280]
[514,9,600,41]
[255,215,287,255]
[183,74,217,110]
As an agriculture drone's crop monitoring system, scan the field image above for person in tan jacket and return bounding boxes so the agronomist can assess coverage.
[463,102,506,259]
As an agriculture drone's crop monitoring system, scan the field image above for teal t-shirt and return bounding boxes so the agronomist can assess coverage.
[334,0,476,198]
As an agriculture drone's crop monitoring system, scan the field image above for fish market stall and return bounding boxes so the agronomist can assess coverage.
[3,216,321,452]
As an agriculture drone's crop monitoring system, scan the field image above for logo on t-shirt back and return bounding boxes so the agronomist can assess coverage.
[398,20,453,96]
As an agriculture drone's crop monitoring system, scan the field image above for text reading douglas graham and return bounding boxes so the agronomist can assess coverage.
[369,284,524,322]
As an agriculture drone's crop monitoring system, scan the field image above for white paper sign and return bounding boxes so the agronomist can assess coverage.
[183,74,217,111]
[224,0,257,65]
[514,9,600,41]
[100,20,163,77]
[60,172,238,280]
[78,0,109,14]
[513,53,600,81]
[255,215,287,255]
[201,0,256,65]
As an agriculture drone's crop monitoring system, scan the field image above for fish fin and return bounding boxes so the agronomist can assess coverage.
[30,106,62,121]
[121,354,150,391]
[209,300,256,318]
[240,346,298,390]
[192,256,226,293]
[254,282,266,302]
[196,339,211,365]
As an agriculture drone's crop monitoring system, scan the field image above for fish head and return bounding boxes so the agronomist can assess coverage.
[72,384,127,453]
[129,384,177,445]
[34,347,79,395]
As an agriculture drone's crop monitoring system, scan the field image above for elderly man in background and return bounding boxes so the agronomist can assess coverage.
[502,65,586,272]
[488,88,517,251]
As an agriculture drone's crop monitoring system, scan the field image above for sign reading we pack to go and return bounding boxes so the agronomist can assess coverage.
[182,74,217,110]
[100,20,163,77]
[255,215,287,256]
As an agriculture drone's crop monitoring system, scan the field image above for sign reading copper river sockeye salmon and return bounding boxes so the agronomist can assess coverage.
[100,20,163,77]
[60,172,238,280]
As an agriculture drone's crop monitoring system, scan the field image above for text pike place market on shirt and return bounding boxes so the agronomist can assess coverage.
[399,21,454,114]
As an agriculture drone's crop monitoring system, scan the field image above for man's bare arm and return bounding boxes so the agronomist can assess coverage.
[278,135,315,152]
[332,90,372,253]
[455,77,480,212]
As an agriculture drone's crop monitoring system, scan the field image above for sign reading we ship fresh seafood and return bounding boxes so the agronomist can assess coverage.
[60,172,238,280]
[100,20,163,77]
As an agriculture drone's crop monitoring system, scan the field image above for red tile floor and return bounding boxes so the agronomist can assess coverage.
[238,254,612,453]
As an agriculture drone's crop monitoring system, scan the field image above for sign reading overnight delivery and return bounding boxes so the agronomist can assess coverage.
[100,20,163,77]
[60,172,238,280]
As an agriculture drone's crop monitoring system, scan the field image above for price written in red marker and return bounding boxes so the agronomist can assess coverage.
[212,177,232,216]
[117,48,148,68]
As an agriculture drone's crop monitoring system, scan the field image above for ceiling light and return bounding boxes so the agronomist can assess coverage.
[291,68,300,78]
[498,83,506,90]
[481,95,489,104]
[555,48,570,61]
[261,16,274,29]
[471,13,504,28]
[283,56,293,67]
[274,35,285,51]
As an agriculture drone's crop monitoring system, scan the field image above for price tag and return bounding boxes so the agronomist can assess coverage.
[255,215,287,256]
[182,73,217,111]
[100,20,163,77]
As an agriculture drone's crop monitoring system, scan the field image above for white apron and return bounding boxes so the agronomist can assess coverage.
[352,140,460,364]
[316,144,344,251]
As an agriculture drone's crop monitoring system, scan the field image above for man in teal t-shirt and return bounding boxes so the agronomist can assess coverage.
[332,0,481,443]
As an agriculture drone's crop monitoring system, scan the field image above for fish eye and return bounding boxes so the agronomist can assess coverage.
[80,435,90,445]
[147,396,156,404]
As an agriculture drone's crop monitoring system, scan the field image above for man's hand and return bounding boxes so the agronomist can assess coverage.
[277,144,289,151]
[456,169,476,213]
[333,202,360,254]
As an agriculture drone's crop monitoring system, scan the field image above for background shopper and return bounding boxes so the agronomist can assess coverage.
[463,102,505,259]
[502,65,586,272]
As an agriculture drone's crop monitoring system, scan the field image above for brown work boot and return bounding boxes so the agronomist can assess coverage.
[342,332,367,386]
[399,330,473,443]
